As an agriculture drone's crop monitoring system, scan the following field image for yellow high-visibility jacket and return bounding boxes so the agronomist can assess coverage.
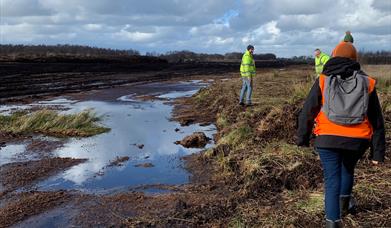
[240,50,256,77]
[315,52,330,76]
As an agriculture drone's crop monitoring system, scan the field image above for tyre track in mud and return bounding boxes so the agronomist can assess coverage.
[0,60,295,102]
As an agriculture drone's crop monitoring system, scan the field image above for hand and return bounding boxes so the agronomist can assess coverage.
[372,160,379,165]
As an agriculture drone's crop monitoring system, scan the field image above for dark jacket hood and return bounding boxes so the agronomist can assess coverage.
[322,57,361,78]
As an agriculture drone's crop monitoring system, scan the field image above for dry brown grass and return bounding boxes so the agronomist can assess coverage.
[362,65,391,92]
[362,65,391,112]
[180,64,391,227]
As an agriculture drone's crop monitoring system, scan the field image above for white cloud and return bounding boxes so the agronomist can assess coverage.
[242,21,281,45]
[0,0,390,57]
[114,30,156,42]
[83,24,103,31]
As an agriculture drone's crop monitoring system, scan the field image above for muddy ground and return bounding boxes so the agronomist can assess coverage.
[0,64,389,227]
[0,158,87,193]
[0,59,294,102]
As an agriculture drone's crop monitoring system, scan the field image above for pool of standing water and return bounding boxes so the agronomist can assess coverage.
[0,80,216,193]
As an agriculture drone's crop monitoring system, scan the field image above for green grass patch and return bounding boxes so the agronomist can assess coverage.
[241,142,315,176]
[295,192,324,215]
[262,142,313,157]
[0,109,110,137]
[218,123,253,149]
[228,216,245,228]
[194,87,210,104]
[216,113,229,129]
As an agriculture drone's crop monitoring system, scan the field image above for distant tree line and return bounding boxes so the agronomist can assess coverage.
[1,44,389,64]
[358,51,391,65]
[0,44,140,61]
[148,50,277,63]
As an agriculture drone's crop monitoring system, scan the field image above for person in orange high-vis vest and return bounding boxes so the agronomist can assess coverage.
[297,33,385,228]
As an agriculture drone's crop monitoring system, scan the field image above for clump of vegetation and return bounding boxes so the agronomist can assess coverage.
[228,216,245,228]
[194,87,210,104]
[295,192,324,215]
[257,141,314,164]
[216,114,229,129]
[377,76,391,92]
[289,79,313,104]
[237,141,321,197]
[0,109,110,137]
[218,123,253,149]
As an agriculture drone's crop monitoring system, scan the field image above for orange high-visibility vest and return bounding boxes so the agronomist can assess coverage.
[314,74,376,139]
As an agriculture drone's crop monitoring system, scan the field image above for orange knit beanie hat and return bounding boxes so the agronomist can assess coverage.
[332,41,358,61]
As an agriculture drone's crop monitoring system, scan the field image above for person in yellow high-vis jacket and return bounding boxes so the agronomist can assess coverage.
[314,48,330,77]
[239,45,256,106]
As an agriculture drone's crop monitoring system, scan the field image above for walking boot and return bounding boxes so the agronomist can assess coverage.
[340,196,357,217]
[325,219,342,228]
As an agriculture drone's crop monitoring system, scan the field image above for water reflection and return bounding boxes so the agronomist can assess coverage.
[0,144,27,165]
[35,83,216,192]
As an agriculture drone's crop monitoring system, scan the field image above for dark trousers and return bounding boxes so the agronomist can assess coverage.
[317,148,363,221]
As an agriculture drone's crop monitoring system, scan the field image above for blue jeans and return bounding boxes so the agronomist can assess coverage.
[317,148,363,221]
[239,77,252,104]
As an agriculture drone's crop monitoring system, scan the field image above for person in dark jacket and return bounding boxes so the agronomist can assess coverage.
[297,42,386,227]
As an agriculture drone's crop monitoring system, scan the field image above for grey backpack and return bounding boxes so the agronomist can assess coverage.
[322,71,369,125]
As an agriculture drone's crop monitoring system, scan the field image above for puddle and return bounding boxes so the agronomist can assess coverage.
[0,143,28,165]
[157,89,199,99]
[0,80,216,193]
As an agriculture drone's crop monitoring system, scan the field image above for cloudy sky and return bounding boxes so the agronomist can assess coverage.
[1,0,390,57]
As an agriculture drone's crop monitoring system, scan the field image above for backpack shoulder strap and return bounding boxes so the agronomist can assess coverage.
[356,70,376,93]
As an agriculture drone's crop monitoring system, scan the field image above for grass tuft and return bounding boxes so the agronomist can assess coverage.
[194,87,210,104]
[218,123,253,149]
[228,216,245,228]
[241,141,315,178]
[216,113,229,129]
[289,79,314,104]
[295,192,324,215]
[0,109,110,137]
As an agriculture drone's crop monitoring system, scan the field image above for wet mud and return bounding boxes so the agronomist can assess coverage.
[175,132,211,148]
[0,158,87,193]
[0,191,73,228]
